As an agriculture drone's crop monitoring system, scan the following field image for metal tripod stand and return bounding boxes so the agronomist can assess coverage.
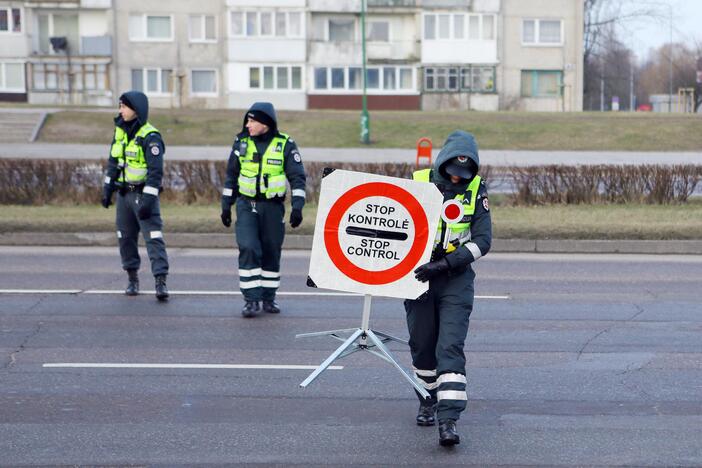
[296,294,429,398]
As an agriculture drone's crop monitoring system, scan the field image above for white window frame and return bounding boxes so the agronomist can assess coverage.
[522,18,563,46]
[132,67,173,96]
[247,64,304,91]
[129,14,174,42]
[0,61,26,92]
[190,68,218,96]
[424,65,496,93]
[311,65,417,95]
[0,6,23,34]
[35,12,81,54]
[229,10,304,38]
[188,14,217,43]
[423,13,495,41]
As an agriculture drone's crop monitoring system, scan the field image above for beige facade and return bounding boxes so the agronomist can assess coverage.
[113,0,227,108]
[500,0,584,111]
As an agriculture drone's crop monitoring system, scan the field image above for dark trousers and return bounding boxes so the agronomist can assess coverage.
[115,191,169,276]
[404,268,474,422]
[234,197,285,301]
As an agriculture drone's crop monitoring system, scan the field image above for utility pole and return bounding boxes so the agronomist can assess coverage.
[600,60,605,112]
[360,0,370,144]
[629,61,635,112]
[668,3,673,112]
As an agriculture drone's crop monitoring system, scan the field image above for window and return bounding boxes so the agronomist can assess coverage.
[367,21,389,42]
[230,10,303,38]
[425,65,496,93]
[36,13,79,54]
[189,15,216,42]
[129,15,173,41]
[191,69,217,95]
[0,62,24,91]
[424,13,494,40]
[131,68,173,94]
[0,7,21,33]
[522,19,562,45]
[249,65,302,90]
[521,70,562,97]
[329,18,354,41]
[313,66,415,92]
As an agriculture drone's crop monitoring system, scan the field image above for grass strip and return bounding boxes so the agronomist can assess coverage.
[2,201,702,240]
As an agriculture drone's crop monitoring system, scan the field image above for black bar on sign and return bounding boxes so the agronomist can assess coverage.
[345,226,408,241]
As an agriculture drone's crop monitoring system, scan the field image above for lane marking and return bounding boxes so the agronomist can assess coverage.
[42,363,343,370]
[0,289,81,294]
[2,289,509,299]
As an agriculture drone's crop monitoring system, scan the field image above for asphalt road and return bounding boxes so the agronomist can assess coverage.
[1,247,701,466]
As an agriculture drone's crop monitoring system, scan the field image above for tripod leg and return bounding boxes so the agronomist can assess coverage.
[366,329,430,399]
[299,328,363,388]
[373,330,408,345]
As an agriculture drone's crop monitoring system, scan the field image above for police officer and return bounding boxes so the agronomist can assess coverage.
[101,91,169,301]
[406,130,492,447]
[220,102,306,317]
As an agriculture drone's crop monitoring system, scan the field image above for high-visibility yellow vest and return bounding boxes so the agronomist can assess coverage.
[110,122,159,184]
[237,133,288,199]
[413,168,481,253]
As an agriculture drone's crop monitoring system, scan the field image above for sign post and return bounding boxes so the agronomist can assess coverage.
[298,169,443,397]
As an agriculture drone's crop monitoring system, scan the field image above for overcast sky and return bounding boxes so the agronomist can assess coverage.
[617,0,702,60]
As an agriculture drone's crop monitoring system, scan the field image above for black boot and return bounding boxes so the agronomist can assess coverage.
[125,269,139,296]
[416,398,437,426]
[438,419,460,447]
[241,300,260,318]
[262,300,281,314]
[155,274,169,301]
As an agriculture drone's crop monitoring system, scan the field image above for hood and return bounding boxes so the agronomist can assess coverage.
[119,90,149,125]
[241,101,278,134]
[433,130,480,185]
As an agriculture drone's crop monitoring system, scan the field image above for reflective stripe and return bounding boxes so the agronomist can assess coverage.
[261,270,279,278]
[239,268,262,277]
[150,231,163,239]
[143,186,159,196]
[104,176,111,184]
[412,367,437,377]
[466,242,482,261]
[222,188,234,196]
[437,373,467,385]
[261,280,280,288]
[291,189,306,199]
[116,230,122,239]
[419,380,439,390]
[239,280,261,289]
[437,390,467,401]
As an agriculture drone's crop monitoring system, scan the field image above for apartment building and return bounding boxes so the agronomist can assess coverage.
[114,0,227,109]
[0,0,584,111]
[0,0,113,105]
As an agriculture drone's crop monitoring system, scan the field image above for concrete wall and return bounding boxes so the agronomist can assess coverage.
[500,0,583,111]
[114,0,227,108]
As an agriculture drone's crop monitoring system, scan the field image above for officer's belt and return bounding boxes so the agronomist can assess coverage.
[124,183,145,193]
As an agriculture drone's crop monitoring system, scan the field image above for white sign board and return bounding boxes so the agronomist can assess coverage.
[308,169,443,299]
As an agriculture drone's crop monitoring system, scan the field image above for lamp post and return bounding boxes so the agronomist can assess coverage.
[360,0,370,144]
[667,3,673,113]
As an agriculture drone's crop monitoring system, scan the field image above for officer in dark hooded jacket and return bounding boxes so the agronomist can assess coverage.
[406,130,492,447]
[220,102,306,317]
[101,91,169,301]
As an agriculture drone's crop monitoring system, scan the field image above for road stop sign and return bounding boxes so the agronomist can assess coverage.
[308,169,443,299]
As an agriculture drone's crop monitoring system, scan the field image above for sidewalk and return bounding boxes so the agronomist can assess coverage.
[1,142,700,166]
[1,232,701,254]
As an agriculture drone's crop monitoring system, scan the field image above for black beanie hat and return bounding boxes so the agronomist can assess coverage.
[119,95,136,111]
[246,109,275,129]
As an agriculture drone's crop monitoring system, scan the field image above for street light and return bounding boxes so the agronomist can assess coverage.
[666,3,673,112]
[360,0,370,144]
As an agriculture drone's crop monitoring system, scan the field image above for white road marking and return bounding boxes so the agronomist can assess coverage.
[2,289,509,299]
[42,363,343,370]
[0,289,81,294]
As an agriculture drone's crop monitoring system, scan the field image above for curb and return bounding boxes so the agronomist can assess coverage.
[1,233,702,254]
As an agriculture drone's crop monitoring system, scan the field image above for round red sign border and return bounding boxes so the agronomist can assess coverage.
[324,182,429,285]
[441,199,464,224]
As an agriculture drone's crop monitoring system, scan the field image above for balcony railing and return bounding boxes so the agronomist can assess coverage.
[368,0,417,7]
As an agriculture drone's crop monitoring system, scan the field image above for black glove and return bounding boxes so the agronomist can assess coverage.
[101,184,114,209]
[414,258,450,283]
[221,209,232,227]
[289,208,303,228]
[138,194,156,220]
